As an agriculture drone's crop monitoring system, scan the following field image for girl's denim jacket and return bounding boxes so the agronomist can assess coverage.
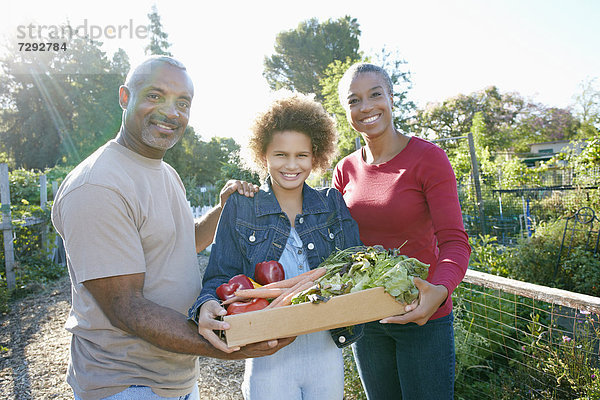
[189,180,363,348]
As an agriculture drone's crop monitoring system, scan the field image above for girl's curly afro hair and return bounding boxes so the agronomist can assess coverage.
[247,93,338,175]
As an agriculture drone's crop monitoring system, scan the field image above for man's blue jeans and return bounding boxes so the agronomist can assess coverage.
[352,312,455,400]
[74,385,200,400]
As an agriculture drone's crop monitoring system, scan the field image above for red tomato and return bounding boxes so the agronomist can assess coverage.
[254,261,285,285]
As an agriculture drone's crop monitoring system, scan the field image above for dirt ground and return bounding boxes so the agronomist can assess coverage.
[0,256,246,399]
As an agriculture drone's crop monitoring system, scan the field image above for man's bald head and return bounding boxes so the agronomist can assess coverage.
[117,55,194,159]
[124,56,191,94]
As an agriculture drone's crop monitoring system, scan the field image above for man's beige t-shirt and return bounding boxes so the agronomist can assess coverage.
[52,140,202,400]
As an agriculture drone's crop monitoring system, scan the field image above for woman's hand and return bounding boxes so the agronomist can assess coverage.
[197,300,239,353]
[380,277,448,326]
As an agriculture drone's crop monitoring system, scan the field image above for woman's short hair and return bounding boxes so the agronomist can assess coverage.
[338,62,393,105]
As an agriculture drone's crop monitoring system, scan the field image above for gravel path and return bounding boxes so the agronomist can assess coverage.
[0,256,245,400]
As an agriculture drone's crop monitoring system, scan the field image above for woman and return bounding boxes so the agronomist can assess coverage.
[189,93,362,399]
[333,62,471,399]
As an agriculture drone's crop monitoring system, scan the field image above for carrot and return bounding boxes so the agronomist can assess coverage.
[267,278,315,309]
[234,287,285,299]
[264,294,284,309]
[221,295,245,306]
[273,281,315,308]
[309,267,326,281]
[262,267,327,289]
[222,268,325,307]
[266,279,306,309]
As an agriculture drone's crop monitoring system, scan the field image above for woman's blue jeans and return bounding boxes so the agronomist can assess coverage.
[352,312,455,400]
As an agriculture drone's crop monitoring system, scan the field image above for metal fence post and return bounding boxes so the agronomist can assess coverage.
[51,180,66,265]
[354,136,362,150]
[40,174,47,209]
[40,174,50,259]
[468,131,486,235]
[1,163,16,290]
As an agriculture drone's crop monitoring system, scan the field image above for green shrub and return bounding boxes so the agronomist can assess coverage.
[2,204,52,262]
[8,168,42,205]
[505,220,564,287]
[0,284,10,314]
[1,166,70,311]
[505,218,600,296]
[453,289,549,399]
[343,346,366,400]
[469,234,510,276]
[454,295,494,398]
[453,283,600,399]
[7,166,72,206]
[560,249,600,297]
[523,311,600,399]
[11,253,67,295]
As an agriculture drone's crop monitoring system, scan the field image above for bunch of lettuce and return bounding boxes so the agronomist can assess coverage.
[291,245,429,305]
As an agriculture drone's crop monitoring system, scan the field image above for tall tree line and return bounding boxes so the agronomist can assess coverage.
[0,37,129,169]
[0,6,244,198]
[2,10,598,184]
[143,6,253,192]
[264,16,415,169]
[264,15,599,173]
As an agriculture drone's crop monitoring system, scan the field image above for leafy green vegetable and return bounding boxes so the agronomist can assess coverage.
[291,245,429,305]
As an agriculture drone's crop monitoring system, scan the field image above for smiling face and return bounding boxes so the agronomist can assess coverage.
[118,60,194,159]
[343,71,395,140]
[264,130,313,197]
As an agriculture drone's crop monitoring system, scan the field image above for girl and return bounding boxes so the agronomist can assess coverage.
[334,62,471,399]
[189,94,362,399]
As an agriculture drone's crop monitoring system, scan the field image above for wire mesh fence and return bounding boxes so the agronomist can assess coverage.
[454,270,600,399]
[459,167,600,245]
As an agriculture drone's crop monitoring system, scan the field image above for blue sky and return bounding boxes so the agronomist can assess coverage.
[3,0,599,144]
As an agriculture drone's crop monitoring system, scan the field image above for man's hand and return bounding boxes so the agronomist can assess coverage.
[82,273,223,355]
[82,273,294,358]
[233,336,296,359]
[379,277,448,326]
[197,300,236,353]
[219,179,259,208]
[197,300,296,357]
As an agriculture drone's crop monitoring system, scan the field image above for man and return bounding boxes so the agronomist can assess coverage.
[51,56,292,400]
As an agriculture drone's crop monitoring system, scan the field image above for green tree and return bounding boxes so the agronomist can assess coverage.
[550,138,600,187]
[512,103,580,152]
[216,152,261,189]
[320,57,361,164]
[200,137,240,184]
[145,5,172,56]
[0,34,129,169]
[572,77,600,141]
[319,47,414,168]
[411,86,524,152]
[263,16,361,100]
[373,47,415,134]
[572,77,600,127]
[449,112,496,188]
[68,45,129,159]
[412,87,583,154]
[164,132,250,206]
[164,132,240,186]
[1,43,70,168]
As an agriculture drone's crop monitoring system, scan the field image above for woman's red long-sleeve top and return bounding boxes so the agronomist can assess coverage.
[333,136,471,320]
